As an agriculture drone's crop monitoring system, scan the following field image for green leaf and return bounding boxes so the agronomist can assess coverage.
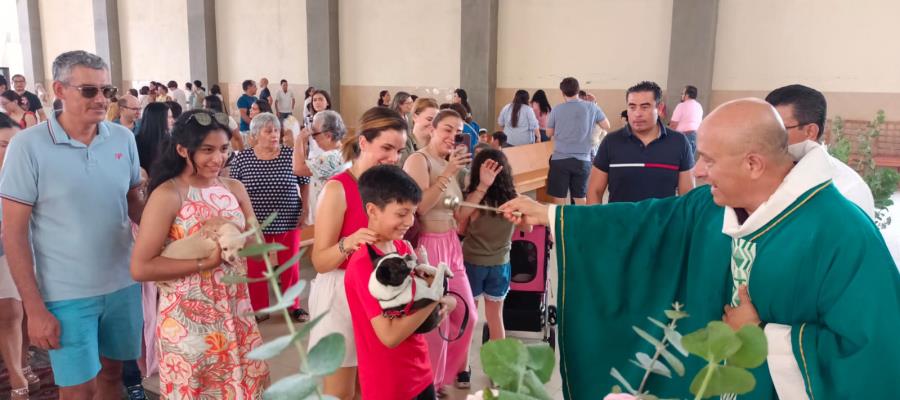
[221,274,269,284]
[239,242,288,257]
[520,370,553,400]
[494,391,541,400]
[689,365,756,397]
[481,339,529,389]
[657,346,685,377]
[525,343,555,383]
[664,327,688,357]
[295,310,328,338]
[633,352,671,378]
[307,333,346,376]
[247,333,299,360]
[664,309,689,320]
[256,281,307,313]
[682,321,742,363]
[609,367,636,394]
[263,373,317,400]
[633,326,663,348]
[259,212,279,231]
[271,248,307,277]
[646,317,688,357]
[728,324,768,368]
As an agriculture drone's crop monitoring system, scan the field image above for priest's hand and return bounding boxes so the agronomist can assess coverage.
[499,195,550,226]
[723,285,761,331]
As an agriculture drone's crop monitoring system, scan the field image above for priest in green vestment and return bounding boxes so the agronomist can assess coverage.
[500,99,900,400]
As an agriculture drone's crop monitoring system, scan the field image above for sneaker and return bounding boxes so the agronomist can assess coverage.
[291,308,311,323]
[126,384,147,400]
[456,369,471,389]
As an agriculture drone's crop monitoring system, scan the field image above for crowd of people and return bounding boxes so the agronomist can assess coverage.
[0,47,896,400]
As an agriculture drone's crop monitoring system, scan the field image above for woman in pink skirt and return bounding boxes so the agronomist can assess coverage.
[403,109,479,396]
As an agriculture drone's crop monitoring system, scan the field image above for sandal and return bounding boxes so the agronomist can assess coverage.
[11,387,29,400]
[22,365,40,386]
[291,308,311,323]
[436,386,450,398]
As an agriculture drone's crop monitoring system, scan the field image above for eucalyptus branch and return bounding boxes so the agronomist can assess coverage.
[636,317,679,393]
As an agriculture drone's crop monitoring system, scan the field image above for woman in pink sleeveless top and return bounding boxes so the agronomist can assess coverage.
[307,107,408,399]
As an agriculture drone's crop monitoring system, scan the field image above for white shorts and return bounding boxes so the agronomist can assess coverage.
[308,269,356,367]
[0,255,21,301]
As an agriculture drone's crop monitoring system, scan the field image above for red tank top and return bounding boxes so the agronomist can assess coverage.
[331,170,368,269]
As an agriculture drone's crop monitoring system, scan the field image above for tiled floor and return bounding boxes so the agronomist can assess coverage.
[145,251,565,400]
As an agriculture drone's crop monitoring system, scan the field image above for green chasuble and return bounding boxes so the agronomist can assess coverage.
[555,182,900,399]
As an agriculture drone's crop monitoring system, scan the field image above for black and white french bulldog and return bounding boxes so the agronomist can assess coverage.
[368,246,453,333]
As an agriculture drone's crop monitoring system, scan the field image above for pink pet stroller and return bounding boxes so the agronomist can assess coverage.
[482,225,557,349]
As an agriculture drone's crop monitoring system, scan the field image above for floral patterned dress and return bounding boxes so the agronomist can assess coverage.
[157,183,269,399]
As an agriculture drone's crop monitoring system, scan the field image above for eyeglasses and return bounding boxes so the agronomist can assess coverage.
[120,105,140,111]
[187,111,230,127]
[784,122,811,130]
[310,130,326,137]
[65,84,118,99]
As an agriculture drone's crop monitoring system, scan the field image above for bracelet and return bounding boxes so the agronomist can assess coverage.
[337,237,348,258]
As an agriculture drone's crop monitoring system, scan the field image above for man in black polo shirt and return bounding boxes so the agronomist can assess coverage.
[587,81,695,203]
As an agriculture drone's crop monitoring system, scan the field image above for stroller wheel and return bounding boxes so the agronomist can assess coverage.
[548,305,558,326]
[545,327,557,351]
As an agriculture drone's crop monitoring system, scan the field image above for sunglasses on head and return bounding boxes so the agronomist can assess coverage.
[65,84,118,99]
[187,111,230,127]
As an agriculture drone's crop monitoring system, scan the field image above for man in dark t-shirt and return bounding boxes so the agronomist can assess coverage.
[587,81,695,203]
[11,74,46,120]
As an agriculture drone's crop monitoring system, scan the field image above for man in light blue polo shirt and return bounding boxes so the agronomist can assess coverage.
[546,77,610,205]
[0,50,145,399]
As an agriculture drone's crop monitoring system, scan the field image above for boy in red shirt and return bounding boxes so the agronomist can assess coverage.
[344,165,457,400]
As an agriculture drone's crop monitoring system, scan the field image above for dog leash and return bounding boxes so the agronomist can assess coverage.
[438,288,470,342]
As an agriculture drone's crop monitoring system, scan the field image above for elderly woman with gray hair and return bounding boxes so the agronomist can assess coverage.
[230,112,311,322]
[293,110,350,225]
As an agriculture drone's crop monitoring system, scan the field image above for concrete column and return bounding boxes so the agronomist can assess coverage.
[16,0,44,85]
[92,0,123,86]
[460,0,499,127]
[306,0,340,110]
[187,0,218,86]
[665,0,719,112]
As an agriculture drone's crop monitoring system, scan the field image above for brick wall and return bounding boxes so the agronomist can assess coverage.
[824,118,900,160]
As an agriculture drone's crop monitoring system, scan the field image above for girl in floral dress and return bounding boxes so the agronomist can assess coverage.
[131,110,269,399]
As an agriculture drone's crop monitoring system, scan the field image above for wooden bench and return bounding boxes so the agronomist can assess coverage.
[502,141,554,201]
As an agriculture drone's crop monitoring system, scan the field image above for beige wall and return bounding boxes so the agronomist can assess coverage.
[119,0,190,87]
[215,0,309,114]
[39,0,95,83]
[338,0,461,125]
[497,0,673,90]
[339,0,461,88]
[712,0,900,120]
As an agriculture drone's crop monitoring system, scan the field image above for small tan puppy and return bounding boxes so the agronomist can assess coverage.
[162,217,246,265]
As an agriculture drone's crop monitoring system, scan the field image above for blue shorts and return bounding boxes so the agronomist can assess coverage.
[465,261,511,301]
[44,284,143,387]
